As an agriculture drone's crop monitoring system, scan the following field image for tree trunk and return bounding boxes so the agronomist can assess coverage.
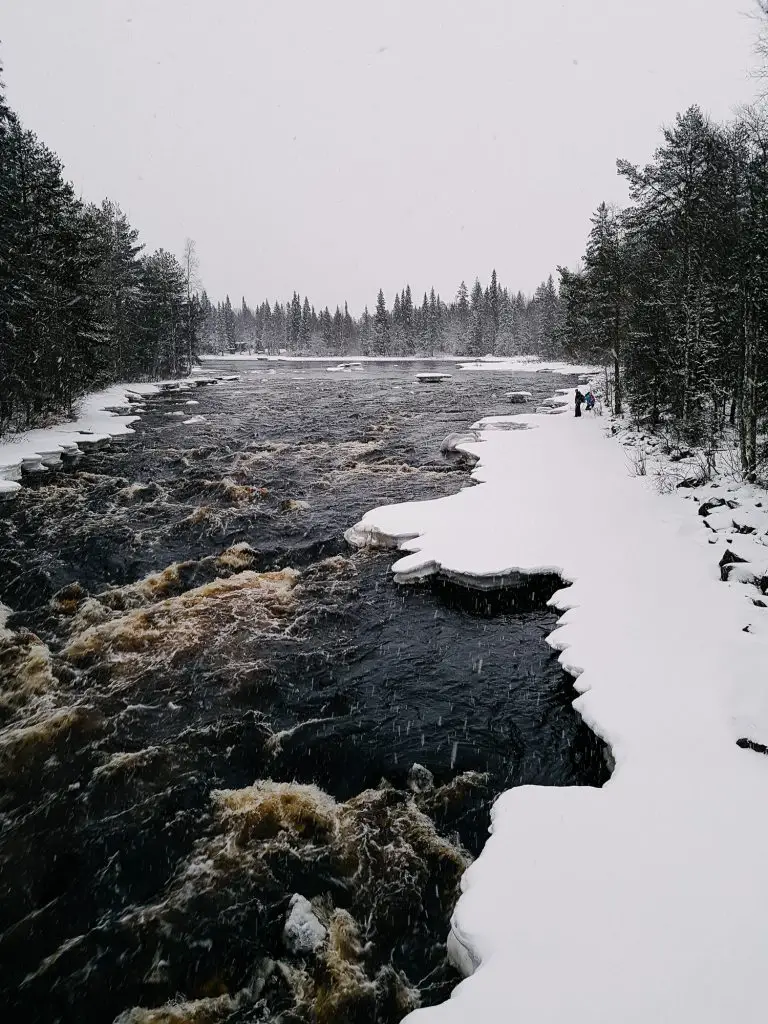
[739,322,758,480]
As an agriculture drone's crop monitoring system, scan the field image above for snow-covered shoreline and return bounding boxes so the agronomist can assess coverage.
[347,390,768,1022]
[199,353,470,363]
[0,383,162,497]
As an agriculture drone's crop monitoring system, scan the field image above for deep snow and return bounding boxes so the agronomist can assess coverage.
[347,390,768,1023]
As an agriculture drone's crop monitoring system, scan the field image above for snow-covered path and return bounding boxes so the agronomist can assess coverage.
[348,395,768,1022]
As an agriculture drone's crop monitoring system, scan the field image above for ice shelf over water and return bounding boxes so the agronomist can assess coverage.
[0,383,161,487]
[0,376,235,494]
[347,392,768,1023]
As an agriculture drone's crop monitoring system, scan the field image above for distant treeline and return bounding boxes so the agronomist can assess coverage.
[0,64,200,435]
[199,274,564,360]
[559,103,768,479]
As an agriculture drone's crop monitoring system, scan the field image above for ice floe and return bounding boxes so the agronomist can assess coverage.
[416,372,453,382]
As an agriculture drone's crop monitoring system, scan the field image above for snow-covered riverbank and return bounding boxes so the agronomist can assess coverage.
[348,391,768,1022]
[0,383,161,496]
[0,376,237,499]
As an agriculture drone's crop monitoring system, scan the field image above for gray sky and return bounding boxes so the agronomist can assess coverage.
[2,0,760,312]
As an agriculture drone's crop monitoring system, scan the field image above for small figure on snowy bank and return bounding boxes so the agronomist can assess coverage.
[585,390,595,411]
[575,389,584,417]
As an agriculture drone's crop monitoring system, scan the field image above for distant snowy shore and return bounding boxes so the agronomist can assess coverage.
[347,389,768,1022]
[199,353,469,362]
[458,356,598,375]
[199,353,598,374]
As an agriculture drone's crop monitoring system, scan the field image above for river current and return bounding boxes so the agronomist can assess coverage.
[0,360,608,1023]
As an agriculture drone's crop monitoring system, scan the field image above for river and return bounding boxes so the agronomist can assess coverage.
[0,360,608,1023]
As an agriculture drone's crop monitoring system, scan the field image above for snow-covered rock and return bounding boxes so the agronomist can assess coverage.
[721,560,768,588]
[698,496,726,516]
[0,479,21,501]
[505,391,533,403]
[416,372,453,382]
[282,894,327,955]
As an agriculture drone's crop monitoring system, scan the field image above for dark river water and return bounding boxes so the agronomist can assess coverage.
[0,360,608,1024]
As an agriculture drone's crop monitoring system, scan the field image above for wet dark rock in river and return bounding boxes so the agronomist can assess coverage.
[0,361,609,1023]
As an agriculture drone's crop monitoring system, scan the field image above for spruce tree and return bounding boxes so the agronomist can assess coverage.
[373,289,389,355]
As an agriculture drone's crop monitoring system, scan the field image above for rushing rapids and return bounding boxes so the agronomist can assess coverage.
[0,361,608,1023]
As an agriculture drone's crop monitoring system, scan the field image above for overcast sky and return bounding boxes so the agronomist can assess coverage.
[2,1,761,312]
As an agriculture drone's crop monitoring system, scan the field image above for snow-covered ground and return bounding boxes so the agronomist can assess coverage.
[347,389,768,1022]
[0,383,162,490]
[199,353,470,362]
[459,355,598,375]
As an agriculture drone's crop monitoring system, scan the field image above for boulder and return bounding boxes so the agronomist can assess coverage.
[407,762,435,794]
[698,497,726,517]
[506,391,532,403]
[720,548,749,582]
[721,561,761,586]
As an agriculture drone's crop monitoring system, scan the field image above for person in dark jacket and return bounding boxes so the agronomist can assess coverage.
[575,389,584,417]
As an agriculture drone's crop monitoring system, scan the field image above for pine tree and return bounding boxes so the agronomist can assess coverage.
[221,294,237,353]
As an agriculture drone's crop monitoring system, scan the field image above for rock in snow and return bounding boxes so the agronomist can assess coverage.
[282,894,327,955]
[505,391,533,403]
[698,496,726,516]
